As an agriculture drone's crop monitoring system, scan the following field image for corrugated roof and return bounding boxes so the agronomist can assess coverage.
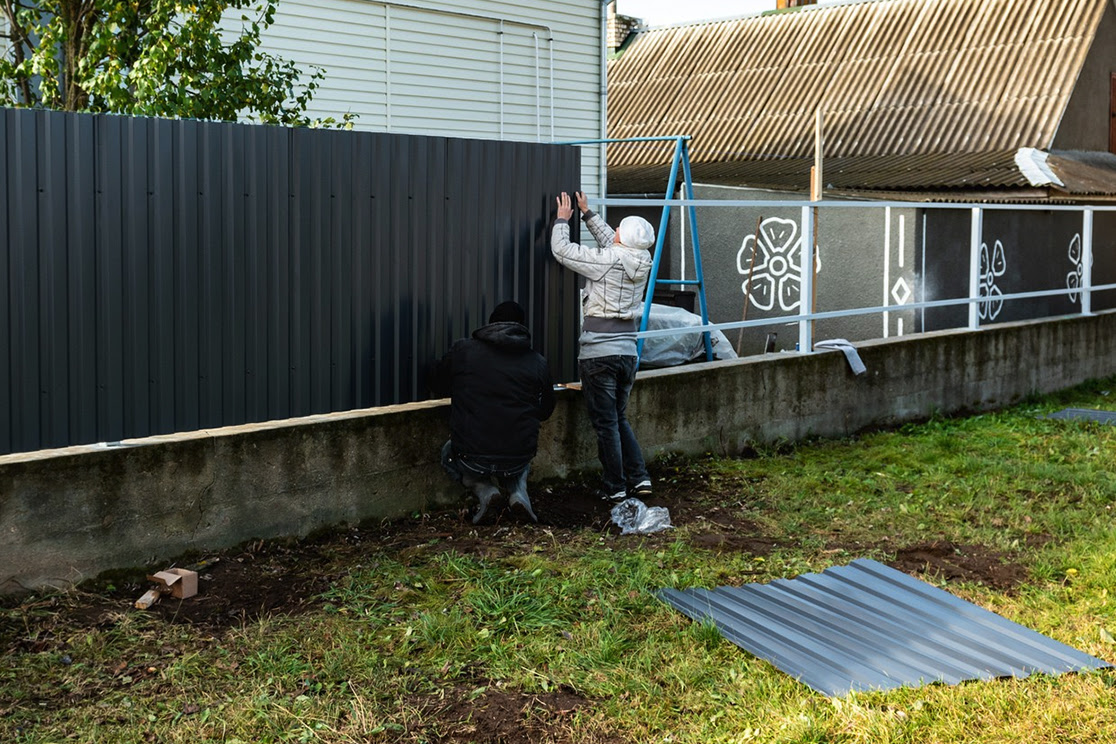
[660,558,1112,697]
[1046,151,1116,196]
[608,149,1116,197]
[609,149,1032,194]
[607,0,1110,194]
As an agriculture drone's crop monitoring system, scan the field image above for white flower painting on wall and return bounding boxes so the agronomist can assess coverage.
[979,239,1007,321]
[1066,233,1083,304]
[736,217,821,312]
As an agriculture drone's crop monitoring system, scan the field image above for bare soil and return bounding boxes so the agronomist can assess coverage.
[405,684,619,744]
[888,540,1029,592]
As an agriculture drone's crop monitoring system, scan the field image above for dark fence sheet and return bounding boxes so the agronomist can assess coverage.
[1,108,581,454]
[661,559,1111,697]
[1046,408,1116,424]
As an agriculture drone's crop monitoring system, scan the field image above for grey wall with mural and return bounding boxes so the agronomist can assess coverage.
[609,184,1116,357]
[923,208,1116,329]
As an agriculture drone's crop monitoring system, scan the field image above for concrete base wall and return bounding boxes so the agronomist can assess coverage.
[4,311,1116,594]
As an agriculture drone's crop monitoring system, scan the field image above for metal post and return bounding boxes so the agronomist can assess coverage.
[638,137,685,360]
[799,205,814,353]
[969,207,982,330]
[680,147,713,360]
[1082,208,1094,315]
[679,181,687,283]
[883,206,891,338]
[812,109,823,202]
[533,32,541,142]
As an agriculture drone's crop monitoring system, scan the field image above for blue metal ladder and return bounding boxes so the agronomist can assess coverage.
[638,135,712,364]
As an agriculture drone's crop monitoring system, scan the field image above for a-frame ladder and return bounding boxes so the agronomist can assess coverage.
[637,135,712,365]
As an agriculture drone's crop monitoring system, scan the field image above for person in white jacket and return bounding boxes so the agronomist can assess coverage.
[551,191,655,502]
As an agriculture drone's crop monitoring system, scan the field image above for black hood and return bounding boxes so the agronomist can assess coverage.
[472,321,532,351]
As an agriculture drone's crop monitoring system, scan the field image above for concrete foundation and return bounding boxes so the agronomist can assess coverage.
[3,311,1115,594]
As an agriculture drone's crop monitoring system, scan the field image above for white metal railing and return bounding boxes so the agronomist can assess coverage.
[597,197,1116,352]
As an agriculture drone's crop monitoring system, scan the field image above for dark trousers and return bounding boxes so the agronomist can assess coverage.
[578,355,649,494]
[440,440,531,499]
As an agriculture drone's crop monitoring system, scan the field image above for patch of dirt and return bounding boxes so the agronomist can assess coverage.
[407,684,623,744]
[887,540,1030,592]
[688,524,782,555]
[141,541,340,628]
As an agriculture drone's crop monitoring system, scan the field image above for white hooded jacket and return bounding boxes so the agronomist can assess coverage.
[550,211,653,322]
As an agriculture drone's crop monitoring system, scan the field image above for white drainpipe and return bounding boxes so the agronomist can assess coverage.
[549,32,555,142]
[600,1,610,209]
[499,21,505,139]
[534,32,541,142]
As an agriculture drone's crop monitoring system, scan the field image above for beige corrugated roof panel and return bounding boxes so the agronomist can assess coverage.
[607,148,1116,200]
[606,0,1109,195]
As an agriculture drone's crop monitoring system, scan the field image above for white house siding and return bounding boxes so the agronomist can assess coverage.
[236,0,604,193]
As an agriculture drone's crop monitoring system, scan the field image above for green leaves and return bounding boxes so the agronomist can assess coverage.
[0,0,347,127]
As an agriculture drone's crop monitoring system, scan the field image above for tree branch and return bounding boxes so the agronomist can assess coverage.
[1,0,35,104]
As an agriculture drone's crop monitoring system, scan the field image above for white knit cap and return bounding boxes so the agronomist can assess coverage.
[618,215,655,250]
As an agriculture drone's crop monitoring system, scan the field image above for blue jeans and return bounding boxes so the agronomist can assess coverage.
[578,355,648,494]
[440,440,530,501]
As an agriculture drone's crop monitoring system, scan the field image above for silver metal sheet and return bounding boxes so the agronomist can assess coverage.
[1046,408,1116,424]
[659,558,1111,696]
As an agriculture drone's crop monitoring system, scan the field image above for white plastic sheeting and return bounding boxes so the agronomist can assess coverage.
[640,304,738,368]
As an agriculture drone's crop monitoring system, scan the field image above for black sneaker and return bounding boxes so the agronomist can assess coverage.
[631,480,653,498]
[600,489,627,502]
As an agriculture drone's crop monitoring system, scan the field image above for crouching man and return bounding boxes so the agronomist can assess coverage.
[431,301,555,523]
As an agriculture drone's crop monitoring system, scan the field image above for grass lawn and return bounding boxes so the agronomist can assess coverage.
[2,377,1115,743]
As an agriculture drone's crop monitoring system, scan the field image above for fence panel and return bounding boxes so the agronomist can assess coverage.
[1,107,580,455]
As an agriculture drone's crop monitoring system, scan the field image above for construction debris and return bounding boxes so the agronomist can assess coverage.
[134,568,199,609]
[134,589,162,610]
[610,498,672,535]
[148,569,198,599]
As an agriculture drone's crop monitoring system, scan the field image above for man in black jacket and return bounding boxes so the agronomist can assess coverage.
[431,301,555,523]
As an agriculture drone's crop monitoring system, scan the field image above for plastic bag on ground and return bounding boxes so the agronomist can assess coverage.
[610,498,673,535]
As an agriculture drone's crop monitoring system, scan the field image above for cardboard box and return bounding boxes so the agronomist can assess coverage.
[148,568,198,599]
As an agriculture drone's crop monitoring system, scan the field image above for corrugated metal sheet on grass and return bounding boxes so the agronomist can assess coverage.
[1046,408,1116,424]
[660,558,1111,696]
[607,0,1108,190]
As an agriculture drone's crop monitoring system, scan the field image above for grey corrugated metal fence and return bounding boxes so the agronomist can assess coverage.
[1,107,581,455]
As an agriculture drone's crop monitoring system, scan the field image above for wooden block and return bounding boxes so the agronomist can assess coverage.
[135,589,162,610]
